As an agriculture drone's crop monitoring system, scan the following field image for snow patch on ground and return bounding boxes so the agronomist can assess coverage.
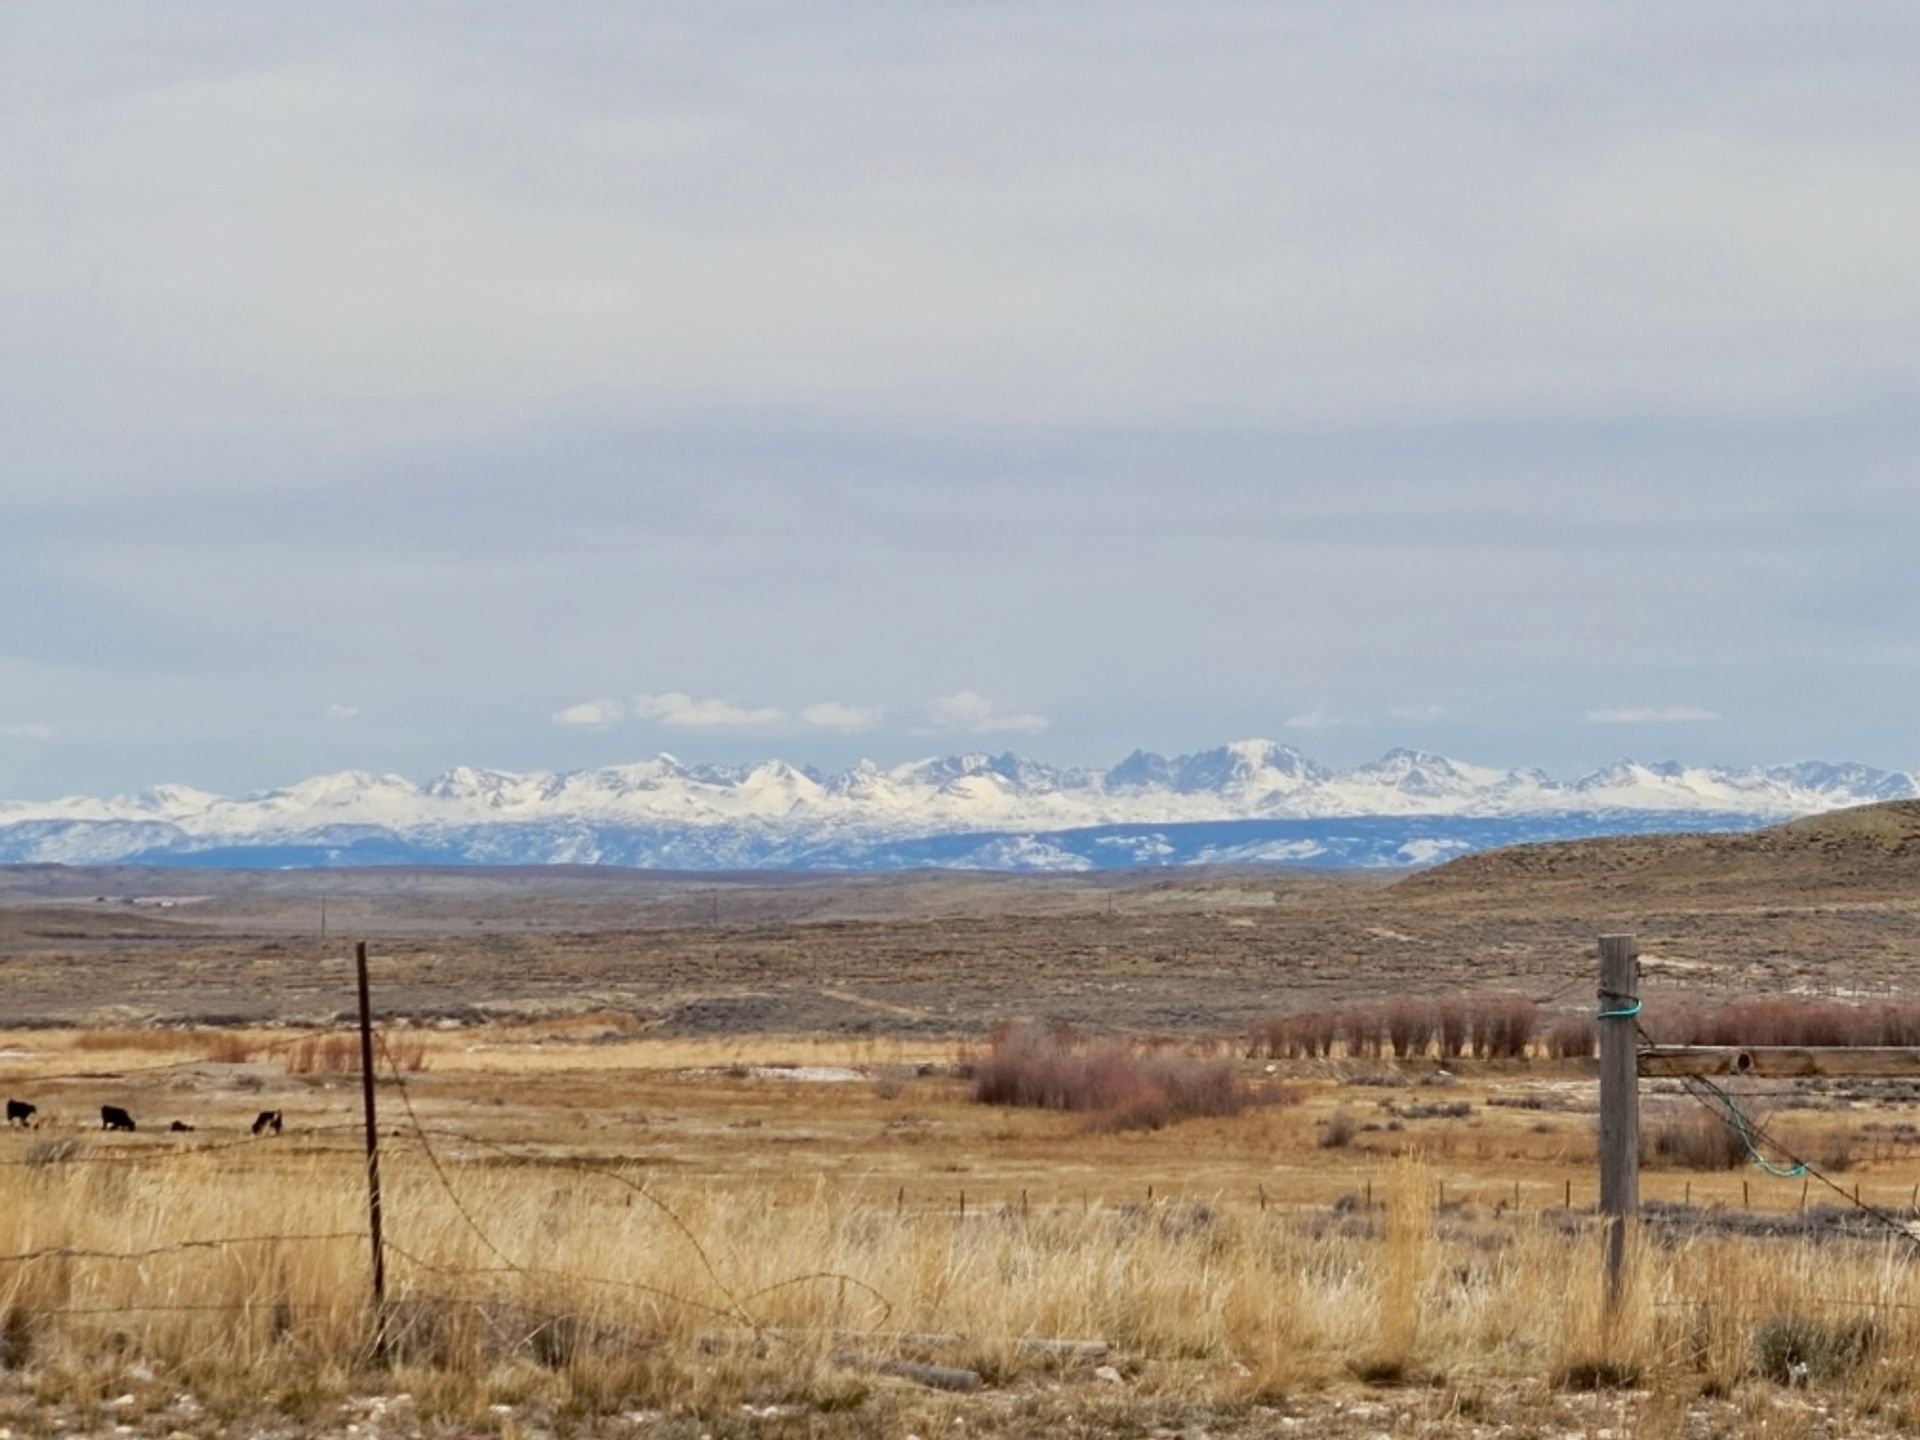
[1397,838,1474,866]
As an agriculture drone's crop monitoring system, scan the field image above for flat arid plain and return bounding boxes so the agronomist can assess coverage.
[7,804,1920,1438]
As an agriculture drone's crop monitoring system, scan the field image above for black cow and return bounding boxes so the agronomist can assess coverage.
[251,1110,283,1136]
[168,1120,195,1133]
[100,1105,136,1132]
[5,1099,34,1128]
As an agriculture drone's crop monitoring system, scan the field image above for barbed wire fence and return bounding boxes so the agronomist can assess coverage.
[0,943,901,1363]
[9,936,1920,1367]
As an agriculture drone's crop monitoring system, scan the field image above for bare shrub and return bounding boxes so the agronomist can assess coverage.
[1251,1012,1340,1060]
[1249,1017,1287,1060]
[973,1023,1260,1130]
[205,1032,256,1064]
[1545,1016,1596,1060]
[1642,1105,1749,1170]
[1475,996,1538,1060]
[1669,999,1909,1049]
[1300,1011,1338,1059]
[1753,1313,1877,1384]
[1341,1007,1385,1060]
[387,1036,430,1072]
[282,1032,429,1076]
[1435,1000,1470,1060]
[1384,1000,1434,1060]
[1092,1057,1255,1133]
[1319,1111,1356,1149]
[285,1034,359,1075]
[1881,1003,1920,1047]
[1468,1003,1496,1059]
[1797,1003,1864,1048]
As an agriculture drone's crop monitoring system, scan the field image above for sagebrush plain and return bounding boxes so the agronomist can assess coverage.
[7,807,1920,1436]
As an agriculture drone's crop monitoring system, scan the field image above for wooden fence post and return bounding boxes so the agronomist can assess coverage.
[1598,933,1639,1312]
[355,941,388,1327]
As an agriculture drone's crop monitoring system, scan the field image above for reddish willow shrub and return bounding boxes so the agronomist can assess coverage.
[1545,1016,1598,1060]
[1255,995,1920,1063]
[1641,1103,1751,1170]
[1646,999,1920,1049]
[974,1023,1288,1131]
[1385,1000,1435,1060]
[1250,996,1539,1061]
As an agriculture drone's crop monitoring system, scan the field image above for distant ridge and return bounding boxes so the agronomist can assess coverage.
[1399,799,1920,903]
[0,742,1912,872]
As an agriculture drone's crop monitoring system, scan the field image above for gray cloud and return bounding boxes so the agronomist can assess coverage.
[799,701,885,735]
[630,693,786,731]
[1587,706,1722,725]
[554,699,625,729]
[8,4,1920,502]
[918,692,1049,738]
[2,4,1918,795]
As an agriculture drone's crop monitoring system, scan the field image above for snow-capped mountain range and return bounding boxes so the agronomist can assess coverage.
[1,742,1912,872]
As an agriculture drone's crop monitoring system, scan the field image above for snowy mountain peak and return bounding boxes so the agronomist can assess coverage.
[132,783,225,815]
[1161,740,1322,796]
[271,771,419,808]
[1346,748,1511,796]
[1,742,1914,871]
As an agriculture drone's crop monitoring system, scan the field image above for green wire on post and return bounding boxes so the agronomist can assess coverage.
[1595,993,1803,1178]
[1685,1073,1808,1180]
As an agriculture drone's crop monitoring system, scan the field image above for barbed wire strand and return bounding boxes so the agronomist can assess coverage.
[1636,1021,1920,1253]
[381,1239,746,1326]
[371,1032,762,1330]
[0,1231,365,1266]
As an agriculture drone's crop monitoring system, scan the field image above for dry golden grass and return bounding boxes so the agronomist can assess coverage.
[4,1141,1920,1425]
[282,1033,427,1075]
[6,1022,1920,1431]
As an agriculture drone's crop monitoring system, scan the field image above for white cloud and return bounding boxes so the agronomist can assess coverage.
[1586,705,1721,724]
[1388,702,1449,723]
[0,722,55,742]
[799,700,884,734]
[1283,710,1339,732]
[553,697,627,728]
[322,702,361,722]
[919,691,1049,736]
[631,692,785,729]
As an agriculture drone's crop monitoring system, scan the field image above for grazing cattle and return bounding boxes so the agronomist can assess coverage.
[5,1099,34,1128]
[168,1120,195,1133]
[100,1105,137,1132]
[251,1110,283,1136]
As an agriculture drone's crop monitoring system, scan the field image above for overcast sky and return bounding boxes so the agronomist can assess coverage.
[4,2,1919,798]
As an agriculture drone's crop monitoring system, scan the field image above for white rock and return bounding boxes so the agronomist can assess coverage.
[1094,1365,1125,1385]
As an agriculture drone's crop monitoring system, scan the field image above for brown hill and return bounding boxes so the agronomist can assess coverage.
[1395,800,1920,906]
